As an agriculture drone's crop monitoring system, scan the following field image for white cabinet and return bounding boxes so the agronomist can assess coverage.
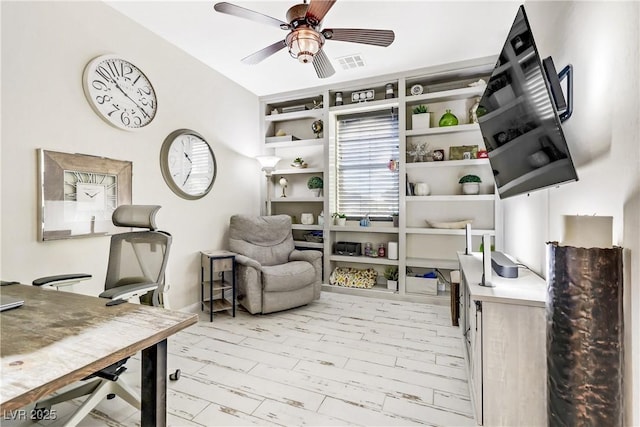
[458,252,547,426]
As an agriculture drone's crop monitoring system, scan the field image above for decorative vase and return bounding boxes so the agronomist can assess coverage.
[387,280,398,291]
[439,109,459,127]
[461,182,480,195]
[547,244,623,426]
[301,213,314,225]
[311,188,322,197]
[412,113,431,130]
[335,217,346,226]
[414,182,430,196]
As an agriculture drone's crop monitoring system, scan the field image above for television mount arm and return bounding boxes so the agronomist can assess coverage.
[543,56,573,123]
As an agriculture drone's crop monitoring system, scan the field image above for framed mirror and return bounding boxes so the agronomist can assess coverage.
[38,149,132,241]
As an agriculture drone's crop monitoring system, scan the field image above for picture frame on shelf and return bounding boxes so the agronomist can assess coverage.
[449,145,479,160]
[38,149,132,241]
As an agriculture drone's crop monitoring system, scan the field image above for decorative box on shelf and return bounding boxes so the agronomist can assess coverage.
[280,105,308,113]
[266,135,300,143]
[406,275,438,295]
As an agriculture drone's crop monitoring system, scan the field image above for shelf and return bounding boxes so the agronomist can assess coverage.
[406,228,495,236]
[406,123,480,137]
[488,126,543,158]
[330,255,399,266]
[498,158,573,194]
[272,197,324,203]
[292,224,323,231]
[294,240,324,249]
[405,85,485,105]
[323,282,397,294]
[330,225,398,233]
[265,109,323,122]
[329,98,398,114]
[477,95,525,123]
[406,257,459,269]
[405,159,490,169]
[202,281,233,291]
[274,167,324,175]
[202,298,234,313]
[406,195,495,202]
[265,137,325,149]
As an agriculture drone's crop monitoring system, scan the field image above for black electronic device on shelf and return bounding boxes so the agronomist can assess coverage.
[334,242,362,256]
[478,5,577,199]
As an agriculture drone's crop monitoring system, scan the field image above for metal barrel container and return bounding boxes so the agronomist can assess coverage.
[546,243,623,426]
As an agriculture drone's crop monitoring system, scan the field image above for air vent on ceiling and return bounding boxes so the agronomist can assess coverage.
[336,54,366,70]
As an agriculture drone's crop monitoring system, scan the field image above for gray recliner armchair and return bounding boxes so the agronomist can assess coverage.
[229,214,322,314]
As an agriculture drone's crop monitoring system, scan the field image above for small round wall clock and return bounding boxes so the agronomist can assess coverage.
[82,54,158,130]
[160,129,217,200]
[410,84,424,96]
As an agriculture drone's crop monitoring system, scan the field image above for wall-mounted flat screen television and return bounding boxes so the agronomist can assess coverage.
[478,5,578,199]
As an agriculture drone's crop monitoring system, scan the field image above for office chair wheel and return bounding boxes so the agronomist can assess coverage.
[169,369,180,381]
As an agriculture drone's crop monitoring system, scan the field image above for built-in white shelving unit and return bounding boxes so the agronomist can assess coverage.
[258,57,502,304]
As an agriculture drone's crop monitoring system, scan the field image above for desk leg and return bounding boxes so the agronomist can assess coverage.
[141,339,167,427]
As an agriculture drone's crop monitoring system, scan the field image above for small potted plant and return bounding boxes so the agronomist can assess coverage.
[459,174,482,195]
[291,157,307,168]
[332,212,347,226]
[412,105,431,130]
[307,176,323,197]
[383,266,399,291]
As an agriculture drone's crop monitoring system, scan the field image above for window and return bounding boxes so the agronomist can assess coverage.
[336,109,399,219]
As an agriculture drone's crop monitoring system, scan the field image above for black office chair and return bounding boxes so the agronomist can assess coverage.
[32,205,173,425]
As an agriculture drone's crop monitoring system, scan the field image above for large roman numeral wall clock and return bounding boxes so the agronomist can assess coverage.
[82,54,158,130]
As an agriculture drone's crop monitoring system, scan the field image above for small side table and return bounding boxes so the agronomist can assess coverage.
[200,250,236,321]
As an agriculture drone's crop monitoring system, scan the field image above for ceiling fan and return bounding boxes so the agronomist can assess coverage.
[213,0,395,79]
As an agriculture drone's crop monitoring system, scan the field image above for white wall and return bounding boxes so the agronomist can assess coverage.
[0,1,262,310]
[505,1,640,424]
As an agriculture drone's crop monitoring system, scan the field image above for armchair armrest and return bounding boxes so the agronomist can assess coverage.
[289,249,322,263]
[233,254,262,271]
[32,273,92,288]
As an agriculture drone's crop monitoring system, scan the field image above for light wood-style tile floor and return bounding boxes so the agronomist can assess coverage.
[5,292,476,426]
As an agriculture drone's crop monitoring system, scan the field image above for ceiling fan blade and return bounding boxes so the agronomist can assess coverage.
[305,0,337,25]
[214,2,290,29]
[322,28,395,47]
[241,40,288,65]
[313,49,335,79]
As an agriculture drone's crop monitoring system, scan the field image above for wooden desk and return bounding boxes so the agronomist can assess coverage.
[0,284,197,425]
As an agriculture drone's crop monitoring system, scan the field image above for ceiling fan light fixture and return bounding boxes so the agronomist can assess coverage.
[286,28,323,64]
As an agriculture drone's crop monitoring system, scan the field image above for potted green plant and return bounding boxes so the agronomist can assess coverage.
[459,174,482,195]
[291,157,307,168]
[332,212,347,226]
[412,105,431,130]
[383,266,399,291]
[307,176,323,197]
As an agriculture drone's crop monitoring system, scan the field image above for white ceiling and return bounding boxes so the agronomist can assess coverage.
[106,1,522,97]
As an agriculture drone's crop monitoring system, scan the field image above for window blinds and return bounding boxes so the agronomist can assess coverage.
[336,109,399,218]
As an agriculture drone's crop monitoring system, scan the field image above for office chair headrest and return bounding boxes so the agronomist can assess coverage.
[112,205,161,230]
